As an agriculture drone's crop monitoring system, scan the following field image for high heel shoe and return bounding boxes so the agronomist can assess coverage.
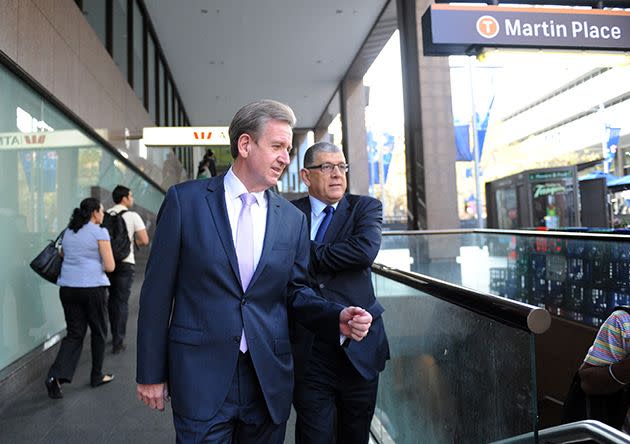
[45,377,63,399]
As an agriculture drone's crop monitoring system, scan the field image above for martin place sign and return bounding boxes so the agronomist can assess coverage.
[422,4,630,55]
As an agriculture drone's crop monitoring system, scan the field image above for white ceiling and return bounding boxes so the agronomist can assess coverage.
[143,0,389,128]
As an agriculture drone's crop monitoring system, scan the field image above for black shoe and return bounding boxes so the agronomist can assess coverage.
[112,343,126,354]
[45,377,63,399]
[91,373,115,388]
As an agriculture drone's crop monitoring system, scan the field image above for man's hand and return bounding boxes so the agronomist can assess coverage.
[137,382,168,411]
[339,306,372,341]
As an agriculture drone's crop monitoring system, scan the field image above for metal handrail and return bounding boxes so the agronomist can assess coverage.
[382,228,630,242]
[372,263,551,334]
[490,420,630,444]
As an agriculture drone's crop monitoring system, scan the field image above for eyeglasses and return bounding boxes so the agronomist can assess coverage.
[305,163,349,174]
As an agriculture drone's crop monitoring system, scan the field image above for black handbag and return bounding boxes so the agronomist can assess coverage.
[30,230,65,284]
[562,307,630,429]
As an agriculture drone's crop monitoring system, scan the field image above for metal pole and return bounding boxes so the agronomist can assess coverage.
[468,56,484,228]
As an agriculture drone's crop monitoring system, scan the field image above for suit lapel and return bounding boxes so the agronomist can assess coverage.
[323,195,350,243]
[205,176,241,285]
[248,190,281,288]
[294,198,312,232]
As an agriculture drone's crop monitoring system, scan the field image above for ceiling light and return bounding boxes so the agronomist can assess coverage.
[200,9,208,14]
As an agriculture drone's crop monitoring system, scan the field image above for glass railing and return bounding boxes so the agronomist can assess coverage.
[370,263,547,443]
[377,229,630,328]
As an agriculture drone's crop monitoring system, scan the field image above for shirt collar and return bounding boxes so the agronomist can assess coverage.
[225,168,267,207]
[308,196,339,216]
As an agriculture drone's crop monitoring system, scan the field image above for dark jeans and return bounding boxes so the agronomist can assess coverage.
[107,262,135,348]
[47,286,108,385]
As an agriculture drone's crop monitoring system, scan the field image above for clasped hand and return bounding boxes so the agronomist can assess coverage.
[339,306,372,341]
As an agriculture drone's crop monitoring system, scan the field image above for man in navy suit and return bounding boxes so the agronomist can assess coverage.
[135,100,373,443]
[292,142,390,444]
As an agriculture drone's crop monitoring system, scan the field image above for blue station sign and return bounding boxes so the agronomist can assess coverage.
[422,4,630,55]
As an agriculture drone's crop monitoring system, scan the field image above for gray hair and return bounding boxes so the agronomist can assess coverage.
[303,142,343,167]
[228,99,296,159]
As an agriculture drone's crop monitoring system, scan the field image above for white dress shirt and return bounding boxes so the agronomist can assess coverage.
[224,168,267,271]
[308,196,339,241]
[309,196,346,345]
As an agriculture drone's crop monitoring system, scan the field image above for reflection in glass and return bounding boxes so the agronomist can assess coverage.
[0,60,163,372]
[112,0,128,78]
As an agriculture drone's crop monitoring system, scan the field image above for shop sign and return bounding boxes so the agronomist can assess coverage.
[529,170,574,181]
[0,130,93,150]
[143,127,229,146]
[422,4,630,55]
[533,182,566,198]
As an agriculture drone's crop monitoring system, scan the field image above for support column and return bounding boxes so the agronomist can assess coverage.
[340,77,369,195]
[397,0,459,231]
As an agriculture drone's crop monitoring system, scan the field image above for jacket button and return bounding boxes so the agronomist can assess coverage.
[233,336,240,343]
[319,283,325,289]
[241,298,247,306]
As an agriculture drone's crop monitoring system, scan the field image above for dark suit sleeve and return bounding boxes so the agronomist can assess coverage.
[311,197,382,273]
[288,212,342,344]
[136,186,181,384]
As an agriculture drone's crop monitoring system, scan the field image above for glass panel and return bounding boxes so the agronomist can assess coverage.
[81,0,106,47]
[0,60,163,373]
[132,1,144,102]
[378,232,630,327]
[112,0,128,78]
[165,79,172,125]
[147,34,156,121]
[371,272,536,443]
[159,60,165,125]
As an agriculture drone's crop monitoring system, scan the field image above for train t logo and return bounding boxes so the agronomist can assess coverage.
[477,15,499,38]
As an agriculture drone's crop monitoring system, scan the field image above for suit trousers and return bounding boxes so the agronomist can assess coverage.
[173,351,286,444]
[294,339,379,444]
[107,262,135,347]
[47,286,108,385]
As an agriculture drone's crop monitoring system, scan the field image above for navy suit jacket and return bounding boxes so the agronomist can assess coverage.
[291,194,390,381]
[136,175,342,423]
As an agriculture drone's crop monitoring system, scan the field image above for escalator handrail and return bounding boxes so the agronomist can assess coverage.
[372,263,551,334]
[490,420,630,444]
[382,228,630,242]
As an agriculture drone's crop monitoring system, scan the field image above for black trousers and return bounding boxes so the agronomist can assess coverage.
[293,339,379,444]
[107,262,135,347]
[173,352,286,444]
[47,286,108,385]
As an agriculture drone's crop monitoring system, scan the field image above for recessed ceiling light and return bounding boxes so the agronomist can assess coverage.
[336,9,343,14]
[209,60,215,64]
[201,9,208,14]
[316,60,322,64]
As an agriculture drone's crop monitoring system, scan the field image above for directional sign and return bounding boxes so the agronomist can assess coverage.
[142,127,229,146]
[422,4,630,55]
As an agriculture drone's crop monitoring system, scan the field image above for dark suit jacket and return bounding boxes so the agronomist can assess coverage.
[291,194,390,381]
[136,175,342,423]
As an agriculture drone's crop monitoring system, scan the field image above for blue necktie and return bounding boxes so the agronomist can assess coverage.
[315,206,334,242]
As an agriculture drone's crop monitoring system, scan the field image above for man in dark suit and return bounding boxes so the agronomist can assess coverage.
[135,100,373,443]
[292,141,390,444]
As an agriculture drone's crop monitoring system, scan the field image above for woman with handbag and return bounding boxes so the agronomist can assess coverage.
[45,197,116,399]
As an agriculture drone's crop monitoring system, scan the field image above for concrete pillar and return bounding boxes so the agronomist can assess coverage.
[397,0,459,231]
[340,77,369,195]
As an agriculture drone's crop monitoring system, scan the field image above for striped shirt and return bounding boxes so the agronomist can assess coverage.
[584,309,630,432]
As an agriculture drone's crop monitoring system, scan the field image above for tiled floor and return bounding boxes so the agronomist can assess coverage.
[0,258,296,443]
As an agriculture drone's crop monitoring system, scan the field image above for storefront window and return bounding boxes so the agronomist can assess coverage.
[81,0,106,47]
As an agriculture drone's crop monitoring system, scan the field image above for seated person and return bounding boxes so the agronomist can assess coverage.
[579,308,630,432]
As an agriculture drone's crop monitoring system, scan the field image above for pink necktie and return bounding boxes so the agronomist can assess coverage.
[236,193,256,352]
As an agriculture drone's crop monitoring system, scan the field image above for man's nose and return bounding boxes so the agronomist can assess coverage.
[279,149,290,165]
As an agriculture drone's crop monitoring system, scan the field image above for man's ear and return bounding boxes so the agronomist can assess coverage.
[237,133,252,158]
[300,168,311,187]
